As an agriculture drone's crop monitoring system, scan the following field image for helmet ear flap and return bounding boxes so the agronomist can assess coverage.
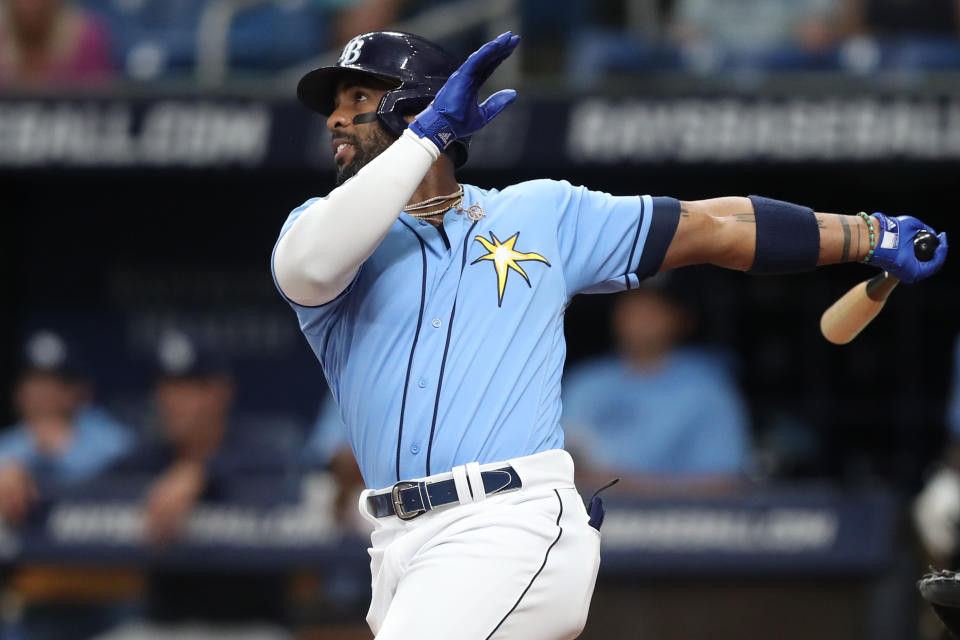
[374,76,471,168]
[376,83,433,137]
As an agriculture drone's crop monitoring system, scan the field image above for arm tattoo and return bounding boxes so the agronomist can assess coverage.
[817,217,828,230]
[839,216,851,262]
[733,213,756,224]
[680,203,690,218]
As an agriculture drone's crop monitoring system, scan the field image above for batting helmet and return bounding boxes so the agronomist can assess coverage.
[298,31,470,167]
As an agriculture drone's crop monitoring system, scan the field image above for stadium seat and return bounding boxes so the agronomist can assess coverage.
[227,2,328,71]
[75,0,328,80]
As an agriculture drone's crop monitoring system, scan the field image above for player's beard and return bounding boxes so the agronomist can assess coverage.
[335,124,396,186]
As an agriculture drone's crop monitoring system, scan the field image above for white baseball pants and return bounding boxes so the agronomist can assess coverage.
[358,449,601,640]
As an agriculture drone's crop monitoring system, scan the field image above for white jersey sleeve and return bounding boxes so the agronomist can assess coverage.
[272,129,441,306]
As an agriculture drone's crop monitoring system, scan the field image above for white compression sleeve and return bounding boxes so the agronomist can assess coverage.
[273,129,441,306]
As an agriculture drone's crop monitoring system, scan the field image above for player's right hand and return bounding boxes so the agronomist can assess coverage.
[409,31,520,151]
[0,464,37,526]
[143,461,206,545]
[869,213,947,284]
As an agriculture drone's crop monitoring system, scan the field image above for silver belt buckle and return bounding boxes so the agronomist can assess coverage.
[391,481,426,520]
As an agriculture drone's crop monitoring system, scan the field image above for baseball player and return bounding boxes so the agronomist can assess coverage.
[272,31,948,639]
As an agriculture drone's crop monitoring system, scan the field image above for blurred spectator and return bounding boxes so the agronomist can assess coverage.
[562,286,750,495]
[99,331,291,638]
[304,397,369,535]
[563,0,669,86]
[843,0,960,71]
[0,0,112,85]
[301,398,372,609]
[107,0,329,81]
[127,339,235,546]
[915,334,960,567]
[669,0,849,72]
[0,330,132,525]
[100,0,203,81]
[911,333,960,639]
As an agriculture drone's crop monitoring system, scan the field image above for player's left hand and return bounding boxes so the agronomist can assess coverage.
[409,31,520,151]
[869,213,947,284]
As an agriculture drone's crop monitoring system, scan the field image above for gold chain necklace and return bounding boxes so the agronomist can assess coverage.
[405,188,463,212]
[403,186,485,222]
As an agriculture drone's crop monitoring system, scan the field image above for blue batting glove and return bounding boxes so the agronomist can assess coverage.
[869,213,948,284]
[409,31,520,151]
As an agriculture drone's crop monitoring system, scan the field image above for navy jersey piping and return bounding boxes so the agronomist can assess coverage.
[622,196,647,290]
[395,220,429,482]
[435,223,452,250]
[484,489,564,639]
[425,220,478,476]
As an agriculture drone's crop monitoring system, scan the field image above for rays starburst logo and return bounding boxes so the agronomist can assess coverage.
[471,231,551,307]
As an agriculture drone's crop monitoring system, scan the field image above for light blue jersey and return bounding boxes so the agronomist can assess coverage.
[0,407,134,482]
[562,352,749,475]
[273,180,680,489]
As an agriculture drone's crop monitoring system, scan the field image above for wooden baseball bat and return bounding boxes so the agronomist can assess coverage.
[820,230,939,345]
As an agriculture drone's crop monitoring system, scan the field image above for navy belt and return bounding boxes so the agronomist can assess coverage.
[368,466,522,520]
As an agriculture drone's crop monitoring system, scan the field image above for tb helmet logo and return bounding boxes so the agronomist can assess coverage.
[471,231,551,307]
[339,37,365,65]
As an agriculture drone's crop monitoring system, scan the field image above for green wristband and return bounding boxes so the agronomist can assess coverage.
[857,212,876,263]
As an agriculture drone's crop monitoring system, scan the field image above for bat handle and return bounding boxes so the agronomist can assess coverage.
[818,226,939,345]
[866,272,899,301]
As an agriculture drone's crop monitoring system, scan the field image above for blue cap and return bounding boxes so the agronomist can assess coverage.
[21,330,87,380]
[154,331,230,381]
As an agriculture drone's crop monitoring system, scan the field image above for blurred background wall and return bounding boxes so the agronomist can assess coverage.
[1,1,959,639]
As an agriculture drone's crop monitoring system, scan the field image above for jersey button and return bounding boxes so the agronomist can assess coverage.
[431,318,442,328]
[410,443,420,454]
[418,378,427,388]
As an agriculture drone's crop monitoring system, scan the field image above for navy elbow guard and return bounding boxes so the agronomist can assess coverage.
[748,195,820,274]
